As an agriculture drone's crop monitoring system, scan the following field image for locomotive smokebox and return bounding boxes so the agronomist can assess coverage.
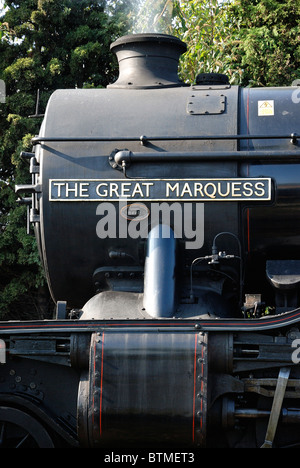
[25,31,300,316]
[108,33,187,89]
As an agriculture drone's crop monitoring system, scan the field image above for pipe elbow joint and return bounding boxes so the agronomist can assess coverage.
[114,150,132,168]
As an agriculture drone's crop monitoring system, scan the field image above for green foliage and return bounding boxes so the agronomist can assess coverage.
[125,0,234,83]
[172,0,232,83]
[222,0,300,86]
[0,0,129,319]
[168,0,300,86]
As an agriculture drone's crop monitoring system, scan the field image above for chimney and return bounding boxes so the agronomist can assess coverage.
[108,33,187,89]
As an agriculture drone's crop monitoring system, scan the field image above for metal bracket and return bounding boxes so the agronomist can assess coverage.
[187,93,226,115]
[15,184,41,195]
[56,301,68,320]
[261,367,291,448]
[0,339,6,364]
[93,266,144,293]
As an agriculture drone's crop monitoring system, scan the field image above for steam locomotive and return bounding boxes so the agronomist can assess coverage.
[1,33,300,448]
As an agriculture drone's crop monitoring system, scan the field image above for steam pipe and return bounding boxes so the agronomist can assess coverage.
[143,224,177,318]
[114,149,300,167]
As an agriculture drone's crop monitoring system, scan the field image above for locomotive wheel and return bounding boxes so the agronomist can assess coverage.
[0,407,54,448]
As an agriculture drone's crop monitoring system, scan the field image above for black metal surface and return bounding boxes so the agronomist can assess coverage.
[78,331,207,447]
[266,260,300,290]
[0,407,54,448]
[34,82,241,308]
[0,347,80,446]
[196,72,229,86]
[113,149,300,167]
[1,307,300,334]
[1,321,300,448]
[31,133,298,144]
[29,42,300,309]
[108,33,187,89]
[4,33,300,449]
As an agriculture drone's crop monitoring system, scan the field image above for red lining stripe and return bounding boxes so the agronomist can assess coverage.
[200,344,204,432]
[92,339,97,429]
[192,333,197,442]
[1,308,300,332]
[247,208,251,253]
[99,332,105,436]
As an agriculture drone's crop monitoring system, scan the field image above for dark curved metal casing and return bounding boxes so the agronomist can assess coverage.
[31,34,300,309]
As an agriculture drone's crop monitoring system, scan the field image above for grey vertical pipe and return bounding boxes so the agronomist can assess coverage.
[143,224,176,318]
